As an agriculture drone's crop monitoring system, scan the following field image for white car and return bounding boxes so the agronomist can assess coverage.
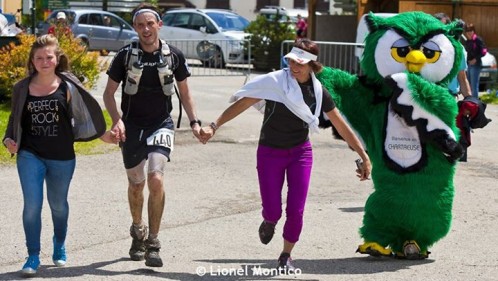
[160,9,250,68]
[259,6,321,23]
[479,52,497,91]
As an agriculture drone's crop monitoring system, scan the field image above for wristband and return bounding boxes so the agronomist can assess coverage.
[210,122,218,132]
[190,119,202,128]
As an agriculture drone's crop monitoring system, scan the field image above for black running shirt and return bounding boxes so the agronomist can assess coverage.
[107,42,191,127]
[259,79,335,149]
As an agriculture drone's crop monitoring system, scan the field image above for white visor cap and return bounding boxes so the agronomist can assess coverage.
[284,47,318,64]
[56,12,66,20]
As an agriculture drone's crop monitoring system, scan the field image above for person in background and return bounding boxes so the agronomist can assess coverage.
[201,38,371,272]
[47,11,71,37]
[103,16,112,27]
[102,2,202,268]
[2,34,116,276]
[296,14,307,38]
[433,13,474,162]
[463,22,487,98]
[433,13,472,99]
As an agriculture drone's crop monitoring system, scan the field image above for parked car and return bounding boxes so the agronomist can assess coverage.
[479,52,497,91]
[37,9,138,52]
[259,6,321,23]
[160,8,250,67]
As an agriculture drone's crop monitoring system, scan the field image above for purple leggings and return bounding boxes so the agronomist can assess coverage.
[256,141,313,243]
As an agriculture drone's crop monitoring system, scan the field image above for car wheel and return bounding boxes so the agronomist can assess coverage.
[203,47,225,68]
[79,38,89,50]
[196,41,225,68]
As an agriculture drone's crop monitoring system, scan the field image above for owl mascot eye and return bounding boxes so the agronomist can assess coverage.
[316,11,465,259]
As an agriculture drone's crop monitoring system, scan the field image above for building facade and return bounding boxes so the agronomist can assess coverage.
[1,0,21,16]
[61,0,337,21]
[358,0,498,49]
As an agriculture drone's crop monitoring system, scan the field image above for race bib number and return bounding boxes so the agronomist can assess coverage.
[146,128,175,151]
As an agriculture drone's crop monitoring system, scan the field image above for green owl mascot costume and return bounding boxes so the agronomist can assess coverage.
[316,12,465,259]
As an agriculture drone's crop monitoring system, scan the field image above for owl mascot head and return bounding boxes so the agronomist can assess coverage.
[316,11,465,259]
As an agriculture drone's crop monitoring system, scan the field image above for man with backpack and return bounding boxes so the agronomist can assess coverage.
[102,3,203,267]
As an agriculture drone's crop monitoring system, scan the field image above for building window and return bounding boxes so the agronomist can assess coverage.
[206,0,230,9]
[317,0,329,12]
[293,0,329,12]
[157,0,196,12]
[294,0,305,9]
[256,0,280,11]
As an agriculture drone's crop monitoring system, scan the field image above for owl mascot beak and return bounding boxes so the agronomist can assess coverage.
[405,50,426,73]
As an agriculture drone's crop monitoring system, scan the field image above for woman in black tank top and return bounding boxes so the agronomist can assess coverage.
[2,35,116,276]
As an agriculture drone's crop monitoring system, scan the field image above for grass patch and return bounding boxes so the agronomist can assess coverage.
[479,92,498,104]
[0,103,13,165]
[0,103,118,166]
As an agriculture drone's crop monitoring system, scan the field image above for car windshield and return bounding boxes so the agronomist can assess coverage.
[205,12,249,31]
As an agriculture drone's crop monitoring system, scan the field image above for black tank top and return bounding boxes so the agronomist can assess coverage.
[21,83,75,160]
[259,80,335,148]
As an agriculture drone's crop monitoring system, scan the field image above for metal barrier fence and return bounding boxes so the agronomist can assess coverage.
[281,40,363,74]
[162,39,361,82]
[164,39,251,82]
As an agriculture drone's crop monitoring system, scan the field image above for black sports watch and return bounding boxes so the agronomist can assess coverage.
[190,119,202,128]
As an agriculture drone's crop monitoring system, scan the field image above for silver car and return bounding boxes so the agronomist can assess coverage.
[38,9,138,52]
[160,9,250,67]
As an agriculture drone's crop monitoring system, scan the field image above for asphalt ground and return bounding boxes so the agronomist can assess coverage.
[0,66,497,281]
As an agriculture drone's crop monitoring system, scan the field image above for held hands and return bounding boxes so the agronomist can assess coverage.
[100,130,119,144]
[198,125,215,144]
[191,123,203,143]
[190,123,212,144]
[111,119,126,143]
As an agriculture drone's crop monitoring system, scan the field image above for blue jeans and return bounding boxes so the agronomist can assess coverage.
[466,64,482,98]
[17,150,75,256]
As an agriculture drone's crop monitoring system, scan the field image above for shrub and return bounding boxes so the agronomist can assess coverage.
[0,34,32,102]
[0,33,104,102]
[57,31,103,88]
[245,15,296,71]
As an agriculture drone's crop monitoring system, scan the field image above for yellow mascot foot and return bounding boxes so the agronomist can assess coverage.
[395,240,430,260]
[356,242,393,257]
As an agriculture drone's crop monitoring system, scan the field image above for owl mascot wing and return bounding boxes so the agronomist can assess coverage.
[316,11,465,259]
